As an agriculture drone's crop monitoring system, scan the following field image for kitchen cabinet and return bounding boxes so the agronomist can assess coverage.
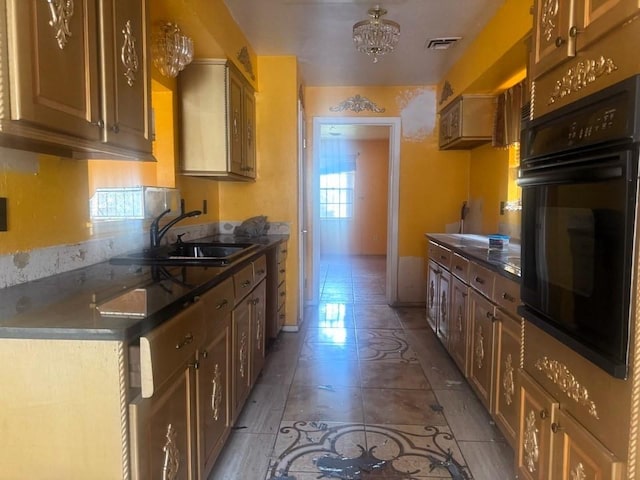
[449,276,469,376]
[196,278,235,480]
[426,241,451,335]
[0,0,152,159]
[517,371,624,480]
[130,298,206,480]
[438,95,494,150]
[468,289,496,411]
[231,256,267,420]
[531,0,640,80]
[267,240,288,340]
[180,59,256,181]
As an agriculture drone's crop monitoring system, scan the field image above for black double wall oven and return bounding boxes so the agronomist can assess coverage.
[519,75,640,379]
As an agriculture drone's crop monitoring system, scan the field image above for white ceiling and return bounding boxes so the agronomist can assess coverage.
[222,0,505,86]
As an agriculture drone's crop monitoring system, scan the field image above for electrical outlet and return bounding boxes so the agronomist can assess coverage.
[0,197,7,231]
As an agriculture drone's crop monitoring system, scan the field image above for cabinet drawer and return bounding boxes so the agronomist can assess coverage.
[202,277,235,319]
[234,263,254,303]
[254,255,267,283]
[428,241,451,269]
[278,282,287,310]
[451,253,469,282]
[140,300,205,398]
[494,274,521,318]
[469,262,495,299]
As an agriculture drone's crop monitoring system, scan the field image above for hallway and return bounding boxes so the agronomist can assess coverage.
[209,256,515,479]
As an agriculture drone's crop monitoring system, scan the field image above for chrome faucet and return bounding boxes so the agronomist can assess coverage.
[149,208,202,248]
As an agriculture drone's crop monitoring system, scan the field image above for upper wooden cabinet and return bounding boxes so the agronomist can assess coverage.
[438,95,494,150]
[179,59,257,181]
[0,0,153,159]
[531,0,640,80]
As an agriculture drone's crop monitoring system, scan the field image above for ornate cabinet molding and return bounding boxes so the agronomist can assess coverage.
[121,20,139,87]
[503,353,515,406]
[162,423,180,480]
[47,0,74,49]
[548,56,618,105]
[523,410,540,473]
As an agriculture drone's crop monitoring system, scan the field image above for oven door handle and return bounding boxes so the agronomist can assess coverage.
[518,164,624,186]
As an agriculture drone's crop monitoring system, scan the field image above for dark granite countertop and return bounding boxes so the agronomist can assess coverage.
[425,233,521,282]
[0,234,287,342]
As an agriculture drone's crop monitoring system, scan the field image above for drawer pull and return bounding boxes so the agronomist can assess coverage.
[256,269,266,276]
[280,291,286,297]
[176,333,194,350]
[551,422,563,434]
[455,265,463,271]
[279,269,286,274]
[241,280,251,288]
[188,359,200,370]
[474,276,485,285]
[440,255,447,261]
[215,299,229,310]
[485,311,494,321]
[501,292,515,303]
[201,350,208,359]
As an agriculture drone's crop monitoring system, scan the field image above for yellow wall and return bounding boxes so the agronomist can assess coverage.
[468,144,509,234]
[305,86,470,259]
[219,56,300,326]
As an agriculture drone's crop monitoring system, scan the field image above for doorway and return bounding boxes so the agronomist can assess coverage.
[307,116,401,307]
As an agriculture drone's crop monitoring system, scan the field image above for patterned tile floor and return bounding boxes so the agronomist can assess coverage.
[208,255,515,480]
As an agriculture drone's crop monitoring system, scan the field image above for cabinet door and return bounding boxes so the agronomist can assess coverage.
[100,0,152,154]
[228,67,244,176]
[576,0,640,52]
[517,371,558,480]
[438,109,451,147]
[468,290,496,410]
[243,85,257,178]
[196,318,231,479]
[426,260,441,333]
[449,277,469,376]
[232,299,251,421]
[531,0,577,79]
[5,0,101,140]
[550,409,624,480]
[493,311,521,449]
[130,368,196,480]
[436,270,451,345]
[251,280,267,385]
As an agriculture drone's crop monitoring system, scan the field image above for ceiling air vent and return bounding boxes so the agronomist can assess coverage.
[426,37,462,50]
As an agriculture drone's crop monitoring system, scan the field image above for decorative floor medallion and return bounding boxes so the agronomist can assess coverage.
[268,422,471,479]
[358,330,419,363]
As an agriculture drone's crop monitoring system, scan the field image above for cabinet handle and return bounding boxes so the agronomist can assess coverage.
[201,350,208,359]
[551,422,563,433]
[256,269,266,276]
[485,311,494,321]
[474,276,485,285]
[90,119,104,128]
[455,265,463,271]
[569,26,579,38]
[501,292,515,303]
[540,409,549,420]
[188,359,200,370]
[176,333,194,349]
[555,36,565,47]
[215,299,229,310]
[241,280,251,288]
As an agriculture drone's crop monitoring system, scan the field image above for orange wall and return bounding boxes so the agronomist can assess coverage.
[305,86,471,258]
[320,138,389,255]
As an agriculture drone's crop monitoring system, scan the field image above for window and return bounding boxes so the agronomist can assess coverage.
[320,171,354,218]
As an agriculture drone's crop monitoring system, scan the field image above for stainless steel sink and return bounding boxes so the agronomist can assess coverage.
[110,242,259,266]
[167,242,257,260]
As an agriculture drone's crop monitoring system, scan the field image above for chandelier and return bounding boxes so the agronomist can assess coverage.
[152,22,194,78]
[352,6,400,63]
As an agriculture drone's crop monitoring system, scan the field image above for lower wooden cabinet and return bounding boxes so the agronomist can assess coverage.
[518,371,624,480]
[232,293,252,421]
[251,279,267,386]
[493,311,521,448]
[426,258,451,342]
[130,367,196,480]
[449,276,469,375]
[468,289,496,411]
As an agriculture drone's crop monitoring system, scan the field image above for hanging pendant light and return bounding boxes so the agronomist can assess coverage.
[352,5,400,63]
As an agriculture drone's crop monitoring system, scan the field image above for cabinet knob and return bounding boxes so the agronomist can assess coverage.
[551,422,563,433]
[201,350,208,359]
[540,409,549,420]
[241,280,251,288]
[555,36,565,47]
[176,332,194,349]
[485,311,494,321]
[215,299,229,310]
[188,359,200,370]
[501,292,515,303]
[474,276,485,285]
[569,26,579,37]
[90,119,104,128]
[111,123,120,133]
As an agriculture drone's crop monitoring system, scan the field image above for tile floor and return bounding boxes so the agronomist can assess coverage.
[208,255,515,480]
